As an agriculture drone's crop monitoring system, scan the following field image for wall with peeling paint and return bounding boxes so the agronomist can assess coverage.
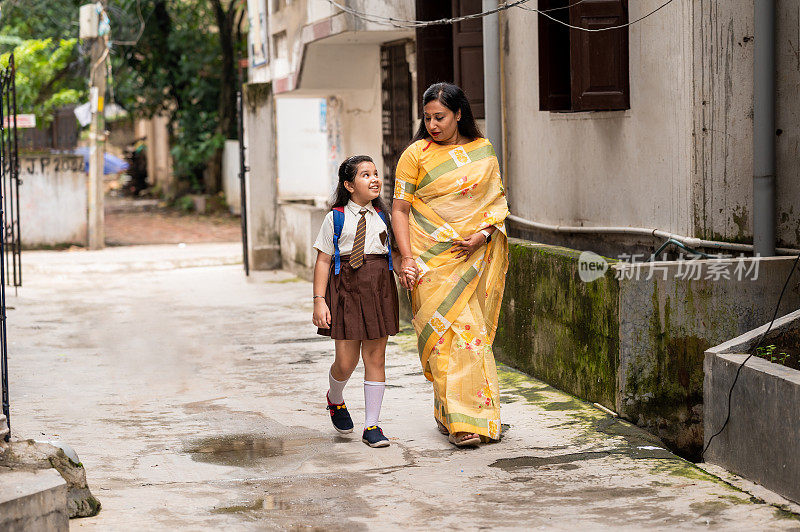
[776,0,800,249]
[502,1,694,238]
[502,0,800,250]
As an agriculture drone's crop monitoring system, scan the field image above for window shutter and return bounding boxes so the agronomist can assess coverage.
[569,0,629,111]
[538,0,572,111]
[415,2,454,116]
[451,0,485,118]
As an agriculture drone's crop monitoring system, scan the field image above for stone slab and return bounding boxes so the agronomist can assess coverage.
[0,468,68,532]
[704,309,800,504]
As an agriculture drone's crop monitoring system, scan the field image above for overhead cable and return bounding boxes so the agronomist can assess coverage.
[322,0,674,32]
[522,0,675,32]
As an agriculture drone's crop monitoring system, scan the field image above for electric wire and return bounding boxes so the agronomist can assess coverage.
[521,0,675,32]
[323,0,531,28]
[322,0,674,32]
[109,0,145,46]
[701,252,800,458]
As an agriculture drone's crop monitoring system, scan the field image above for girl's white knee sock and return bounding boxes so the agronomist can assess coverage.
[328,369,348,404]
[363,380,386,427]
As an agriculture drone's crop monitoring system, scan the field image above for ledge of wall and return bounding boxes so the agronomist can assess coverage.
[704,309,800,504]
[494,238,800,460]
[495,239,620,410]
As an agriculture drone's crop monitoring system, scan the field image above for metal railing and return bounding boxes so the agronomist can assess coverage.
[0,53,19,440]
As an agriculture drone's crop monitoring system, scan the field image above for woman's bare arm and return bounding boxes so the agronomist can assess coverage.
[391,199,417,289]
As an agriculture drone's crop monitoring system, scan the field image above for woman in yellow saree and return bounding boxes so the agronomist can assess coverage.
[392,83,509,447]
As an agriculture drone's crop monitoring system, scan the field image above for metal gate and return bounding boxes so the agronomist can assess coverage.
[0,53,19,441]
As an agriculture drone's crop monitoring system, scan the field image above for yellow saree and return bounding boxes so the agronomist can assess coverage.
[394,137,509,440]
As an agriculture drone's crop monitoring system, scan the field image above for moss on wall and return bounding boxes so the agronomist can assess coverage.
[495,239,620,410]
[244,83,273,113]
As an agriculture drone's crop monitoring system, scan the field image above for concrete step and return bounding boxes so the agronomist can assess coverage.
[0,468,68,532]
[0,414,7,441]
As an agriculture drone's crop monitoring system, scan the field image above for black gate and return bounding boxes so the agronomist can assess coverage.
[0,53,19,441]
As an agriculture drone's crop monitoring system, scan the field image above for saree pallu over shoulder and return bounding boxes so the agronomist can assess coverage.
[394,137,509,440]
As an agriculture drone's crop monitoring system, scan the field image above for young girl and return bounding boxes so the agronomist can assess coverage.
[312,155,413,448]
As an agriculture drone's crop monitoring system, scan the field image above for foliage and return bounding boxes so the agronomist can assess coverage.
[755,344,799,370]
[113,0,227,191]
[0,0,247,193]
[0,38,85,125]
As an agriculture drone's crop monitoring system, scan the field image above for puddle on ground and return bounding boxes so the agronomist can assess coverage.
[211,496,290,514]
[185,434,329,467]
[490,444,676,471]
[490,451,612,471]
[275,336,330,344]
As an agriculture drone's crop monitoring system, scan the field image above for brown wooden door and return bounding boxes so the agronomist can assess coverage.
[381,41,412,203]
[569,0,629,110]
[452,0,484,118]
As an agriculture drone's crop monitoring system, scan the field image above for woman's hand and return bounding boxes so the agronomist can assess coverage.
[312,299,331,329]
[399,257,419,289]
[451,233,487,261]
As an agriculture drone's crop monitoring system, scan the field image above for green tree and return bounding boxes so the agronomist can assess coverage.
[0,38,85,125]
[0,0,247,194]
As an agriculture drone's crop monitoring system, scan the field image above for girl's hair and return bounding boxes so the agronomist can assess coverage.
[331,156,392,236]
[412,82,484,143]
[331,155,395,248]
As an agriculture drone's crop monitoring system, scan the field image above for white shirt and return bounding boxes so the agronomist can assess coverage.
[314,200,390,256]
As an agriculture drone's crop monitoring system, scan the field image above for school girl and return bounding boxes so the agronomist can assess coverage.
[312,155,413,448]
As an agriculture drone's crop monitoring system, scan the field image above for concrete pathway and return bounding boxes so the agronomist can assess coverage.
[6,245,799,530]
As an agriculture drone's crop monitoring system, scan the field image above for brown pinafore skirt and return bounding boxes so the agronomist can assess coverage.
[317,254,399,340]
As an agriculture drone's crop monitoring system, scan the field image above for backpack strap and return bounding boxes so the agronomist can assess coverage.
[376,208,393,271]
[332,207,345,275]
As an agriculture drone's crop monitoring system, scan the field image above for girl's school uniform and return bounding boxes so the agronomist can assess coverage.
[314,200,399,340]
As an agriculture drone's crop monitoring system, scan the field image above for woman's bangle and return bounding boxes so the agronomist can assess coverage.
[313,295,325,300]
[402,256,414,260]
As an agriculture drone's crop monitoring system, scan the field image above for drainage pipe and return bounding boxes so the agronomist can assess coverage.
[753,0,776,257]
[506,214,800,256]
[482,0,502,169]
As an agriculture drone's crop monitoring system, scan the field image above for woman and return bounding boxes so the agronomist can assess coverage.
[391,83,509,447]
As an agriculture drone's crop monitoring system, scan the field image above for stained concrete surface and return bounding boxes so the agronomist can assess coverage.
[7,245,800,530]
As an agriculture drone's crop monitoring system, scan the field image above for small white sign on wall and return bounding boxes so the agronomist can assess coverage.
[4,114,35,128]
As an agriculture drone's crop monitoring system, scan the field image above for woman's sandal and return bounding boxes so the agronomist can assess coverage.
[448,432,481,448]
[436,420,449,435]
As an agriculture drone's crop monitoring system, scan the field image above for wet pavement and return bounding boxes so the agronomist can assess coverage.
[7,245,800,530]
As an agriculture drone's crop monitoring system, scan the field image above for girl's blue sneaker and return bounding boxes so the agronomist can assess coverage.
[362,426,390,448]
[326,394,354,434]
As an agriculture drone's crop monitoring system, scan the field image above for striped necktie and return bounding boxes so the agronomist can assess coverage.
[349,209,368,269]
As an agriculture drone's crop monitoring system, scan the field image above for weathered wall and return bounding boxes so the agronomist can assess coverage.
[244,83,281,270]
[690,1,754,243]
[135,115,173,196]
[275,97,331,202]
[618,256,800,459]
[296,43,386,185]
[19,153,87,247]
[501,0,800,248]
[495,239,800,458]
[501,1,694,235]
[278,203,326,280]
[222,140,241,215]
[495,239,620,410]
[776,0,800,248]
[704,308,800,504]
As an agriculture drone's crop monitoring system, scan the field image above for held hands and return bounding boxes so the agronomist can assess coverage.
[451,233,487,261]
[312,298,331,329]
[398,257,419,289]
